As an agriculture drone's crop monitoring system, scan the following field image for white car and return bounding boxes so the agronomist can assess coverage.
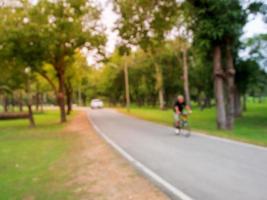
[90,99,104,109]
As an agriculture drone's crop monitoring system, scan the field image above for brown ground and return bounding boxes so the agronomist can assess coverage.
[63,111,169,200]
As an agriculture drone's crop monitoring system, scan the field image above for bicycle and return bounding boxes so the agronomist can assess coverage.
[174,111,191,137]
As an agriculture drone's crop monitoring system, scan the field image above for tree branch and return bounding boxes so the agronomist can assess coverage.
[38,71,58,93]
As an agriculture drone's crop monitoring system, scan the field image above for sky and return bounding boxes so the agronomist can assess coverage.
[243,14,267,38]
[98,0,119,54]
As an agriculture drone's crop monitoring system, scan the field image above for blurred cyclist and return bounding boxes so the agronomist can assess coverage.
[173,95,191,133]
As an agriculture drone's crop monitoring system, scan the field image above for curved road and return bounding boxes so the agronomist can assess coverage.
[87,109,267,200]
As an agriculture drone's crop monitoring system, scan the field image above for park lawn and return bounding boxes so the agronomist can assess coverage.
[0,111,76,200]
[118,101,267,147]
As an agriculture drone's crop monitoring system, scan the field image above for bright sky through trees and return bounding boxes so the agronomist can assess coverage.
[5,0,267,64]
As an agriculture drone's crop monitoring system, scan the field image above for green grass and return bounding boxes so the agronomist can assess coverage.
[119,101,267,147]
[0,111,75,200]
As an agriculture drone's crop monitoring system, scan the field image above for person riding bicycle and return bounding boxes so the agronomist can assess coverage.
[173,95,191,133]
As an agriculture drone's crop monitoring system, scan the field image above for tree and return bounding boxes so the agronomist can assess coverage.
[0,4,37,126]
[235,59,262,115]
[34,0,105,122]
[65,50,89,114]
[24,67,35,127]
[113,0,178,109]
[182,0,250,129]
[2,0,106,122]
[169,37,192,105]
[0,60,36,126]
[123,54,131,112]
[247,33,267,70]
[34,72,53,112]
[95,44,185,107]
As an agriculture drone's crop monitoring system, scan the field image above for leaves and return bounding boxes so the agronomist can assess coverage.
[114,0,178,50]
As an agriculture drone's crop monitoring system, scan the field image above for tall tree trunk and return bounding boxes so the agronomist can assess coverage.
[155,63,165,110]
[65,86,72,115]
[27,103,35,127]
[57,67,66,123]
[225,40,236,129]
[213,45,227,130]
[182,49,191,106]
[158,89,164,109]
[35,84,40,112]
[26,77,35,127]
[41,55,66,123]
[124,61,130,112]
[4,95,8,112]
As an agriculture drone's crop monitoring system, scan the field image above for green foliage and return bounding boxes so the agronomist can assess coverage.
[29,0,106,66]
[183,0,246,47]
[0,0,106,86]
[247,2,266,14]
[65,51,89,89]
[246,33,267,69]
[239,33,267,96]
[190,50,213,100]
[114,0,178,49]
[182,0,249,79]
[235,59,264,95]
[86,42,190,106]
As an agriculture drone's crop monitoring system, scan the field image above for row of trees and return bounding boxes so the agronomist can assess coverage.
[0,48,91,126]
[110,0,267,130]
[90,0,266,130]
[0,0,105,125]
[0,0,266,130]
[86,40,267,107]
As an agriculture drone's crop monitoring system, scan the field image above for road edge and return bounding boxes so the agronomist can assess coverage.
[116,109,267,151]
[86,111,194,200]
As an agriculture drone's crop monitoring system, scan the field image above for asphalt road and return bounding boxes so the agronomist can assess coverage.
[87,109,267,200]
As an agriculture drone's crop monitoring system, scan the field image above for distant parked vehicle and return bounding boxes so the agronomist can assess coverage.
[90,99,104,109]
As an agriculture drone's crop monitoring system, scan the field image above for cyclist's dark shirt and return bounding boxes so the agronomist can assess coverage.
[173,101,185,112]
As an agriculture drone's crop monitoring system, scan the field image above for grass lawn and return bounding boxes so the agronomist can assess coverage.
[119,101,267,147]
[0,111,76,200]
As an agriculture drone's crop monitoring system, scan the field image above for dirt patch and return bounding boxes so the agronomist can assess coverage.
[64,111,169,200]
